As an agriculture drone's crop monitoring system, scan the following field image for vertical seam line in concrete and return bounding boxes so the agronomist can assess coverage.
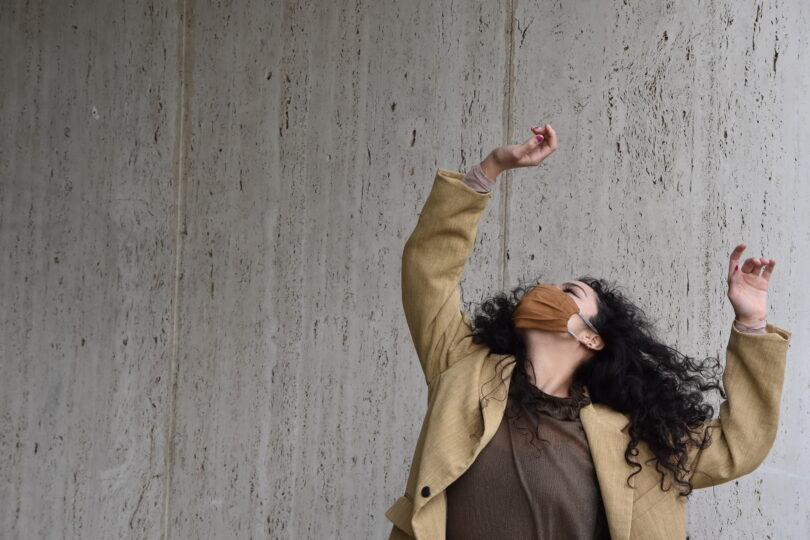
[163,0,193,538]
[500,0,517,291]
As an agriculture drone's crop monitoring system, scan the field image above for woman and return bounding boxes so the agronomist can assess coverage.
[385,124,792,540]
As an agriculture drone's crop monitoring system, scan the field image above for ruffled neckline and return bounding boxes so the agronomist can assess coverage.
[511,379,591,422]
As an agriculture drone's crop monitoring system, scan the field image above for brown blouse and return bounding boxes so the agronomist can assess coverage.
[445,379,611,540]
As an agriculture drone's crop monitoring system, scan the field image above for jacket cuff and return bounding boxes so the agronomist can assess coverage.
[730,321,791,343]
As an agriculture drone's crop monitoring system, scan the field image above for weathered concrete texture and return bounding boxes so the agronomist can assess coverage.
[506,1,810,537]
[166,1,509,538]
[0,1,180,538]
[1,0,809,539]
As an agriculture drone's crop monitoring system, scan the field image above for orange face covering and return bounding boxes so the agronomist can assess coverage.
[512,284,579,333]
[512,284,599,340]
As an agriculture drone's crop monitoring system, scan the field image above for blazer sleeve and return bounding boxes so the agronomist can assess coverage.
[401,168,493,386]
[688,322,792,489]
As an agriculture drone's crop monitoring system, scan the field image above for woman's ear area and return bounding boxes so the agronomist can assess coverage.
[582,331,605,351]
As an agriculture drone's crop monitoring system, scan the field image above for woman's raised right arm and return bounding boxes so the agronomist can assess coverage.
[400,168,493,386]
[400,124,558,386]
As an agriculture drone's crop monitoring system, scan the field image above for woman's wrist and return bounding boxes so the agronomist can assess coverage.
[480,151,507,181]
[462,163,497,193]
[734,314,767,326]
[733,318,767,334]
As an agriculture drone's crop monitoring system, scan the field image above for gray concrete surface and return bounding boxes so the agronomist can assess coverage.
[1,0,807,538]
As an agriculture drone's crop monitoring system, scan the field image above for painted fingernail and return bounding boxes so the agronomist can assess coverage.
[734,265,739,272]
[533,126,541,130]
[536,135,544,142]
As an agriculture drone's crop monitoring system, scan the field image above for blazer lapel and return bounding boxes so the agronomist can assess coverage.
[478,354,515,442]
[580,400,635,540]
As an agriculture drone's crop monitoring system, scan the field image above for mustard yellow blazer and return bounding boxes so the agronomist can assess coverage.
[385,169,792,540]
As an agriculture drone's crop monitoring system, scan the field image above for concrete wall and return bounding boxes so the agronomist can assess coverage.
[1,0,807,538]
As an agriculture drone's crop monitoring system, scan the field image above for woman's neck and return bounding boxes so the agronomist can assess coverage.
[523,335,585,398]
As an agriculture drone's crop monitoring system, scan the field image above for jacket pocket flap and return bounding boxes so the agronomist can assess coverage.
[385,494,415,537]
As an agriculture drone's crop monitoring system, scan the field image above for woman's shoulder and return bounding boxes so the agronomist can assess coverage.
[585,401,632,432]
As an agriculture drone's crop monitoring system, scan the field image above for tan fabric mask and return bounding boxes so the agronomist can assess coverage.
[512,284,598,338]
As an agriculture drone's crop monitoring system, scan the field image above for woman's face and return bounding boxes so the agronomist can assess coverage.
[554,280,600,337]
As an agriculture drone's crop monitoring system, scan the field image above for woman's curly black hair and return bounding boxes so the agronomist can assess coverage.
[471,276,727,498]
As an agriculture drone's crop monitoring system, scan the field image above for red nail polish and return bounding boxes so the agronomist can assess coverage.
[536,135,544,142]
[734,264,739,272]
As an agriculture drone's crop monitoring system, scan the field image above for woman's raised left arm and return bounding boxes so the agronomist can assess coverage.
[688,244,792,488]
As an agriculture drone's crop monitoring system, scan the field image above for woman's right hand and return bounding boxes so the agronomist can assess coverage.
[481,124,558,180]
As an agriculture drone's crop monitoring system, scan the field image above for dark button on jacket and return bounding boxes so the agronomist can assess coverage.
[421,486,431,498]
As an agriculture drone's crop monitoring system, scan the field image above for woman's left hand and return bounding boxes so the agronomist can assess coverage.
[727,243,775,325]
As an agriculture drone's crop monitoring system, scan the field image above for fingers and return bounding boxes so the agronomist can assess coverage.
[545,124,557,149]
[740,256,775,277]
[527,127,546,152]
[762,259,776,281]
[754,258,774,276]
[728,244,777,281]
[728,244,746,275]
[531,124,558,150]
[740,257,765,275]
[518,135,541,155]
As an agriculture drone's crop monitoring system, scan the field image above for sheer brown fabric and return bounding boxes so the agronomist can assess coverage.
[446,380,611,540]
